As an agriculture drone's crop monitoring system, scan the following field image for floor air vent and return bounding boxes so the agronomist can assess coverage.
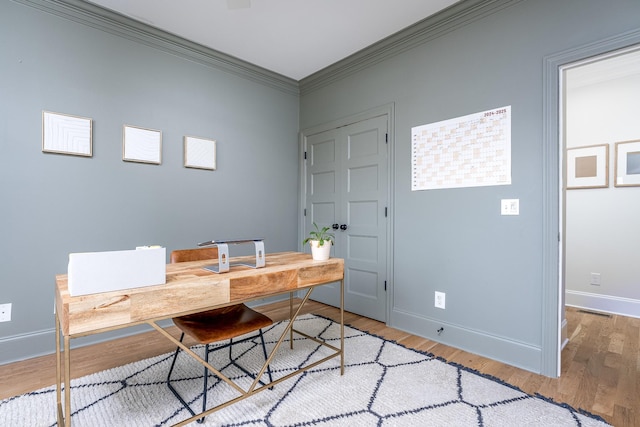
[577,309,612,317]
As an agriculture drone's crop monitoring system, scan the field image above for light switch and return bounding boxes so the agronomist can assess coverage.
[501,199,519,215]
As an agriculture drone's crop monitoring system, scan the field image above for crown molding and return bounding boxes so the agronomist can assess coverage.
[299,0,524,95]
[13,0,300,96]
[14,0,524,97]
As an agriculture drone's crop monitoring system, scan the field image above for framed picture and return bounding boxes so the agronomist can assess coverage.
[123,125,162,164]
[42,111,92,157]
[566,144,609,189]
[614,139,640,187]
[184,136,216,170]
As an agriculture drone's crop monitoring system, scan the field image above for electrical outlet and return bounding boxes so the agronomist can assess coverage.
[434,291,446,309]
[590,273,601,286]
[0,303,12,322]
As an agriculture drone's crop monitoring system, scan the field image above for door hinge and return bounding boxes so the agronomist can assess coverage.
[385,133,388,143]
[304,208,307,216]
[384,280,387,291]
[304,151,307,160]
[385,207,388,217]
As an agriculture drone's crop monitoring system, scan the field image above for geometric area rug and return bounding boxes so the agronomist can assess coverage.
[0,314,611,426]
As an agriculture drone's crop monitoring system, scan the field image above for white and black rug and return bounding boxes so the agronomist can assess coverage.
[1,314,610,426]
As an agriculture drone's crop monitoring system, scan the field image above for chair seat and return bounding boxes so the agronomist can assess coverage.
[173,304,273,344]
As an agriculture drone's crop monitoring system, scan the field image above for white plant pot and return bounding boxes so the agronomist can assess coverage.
[309,240,331,261]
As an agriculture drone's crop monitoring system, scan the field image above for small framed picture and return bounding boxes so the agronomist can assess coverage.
[566,144,609,189]
[184,136,216,170]
[123,125,162,164]
[614,139,640,187]
[42,111,92,157]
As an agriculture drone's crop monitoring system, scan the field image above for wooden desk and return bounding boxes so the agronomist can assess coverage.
[55,251,344,426]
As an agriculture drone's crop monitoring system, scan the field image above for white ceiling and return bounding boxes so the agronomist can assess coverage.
[86,0,460,80]
[566,47,640,90]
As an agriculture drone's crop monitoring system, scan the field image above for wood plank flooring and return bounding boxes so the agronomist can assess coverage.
[0,302,637,426]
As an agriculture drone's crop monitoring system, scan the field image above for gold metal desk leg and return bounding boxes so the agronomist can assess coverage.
[55,313,63,426]
[168,287,327,427]
[289,292,294,349]
[64,334,71,426]
[55,311,71,426]
[340,278,344,375]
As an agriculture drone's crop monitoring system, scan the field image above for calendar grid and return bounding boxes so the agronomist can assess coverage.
[411,106,511,191]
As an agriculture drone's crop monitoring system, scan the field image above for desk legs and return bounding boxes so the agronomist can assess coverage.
[287,281,344,374]
[340,278,344,374]
[288,280,344,375]
[54,279,345,427]
[289,292,294,349]
[55,314,62,426]
[55,314,71,427]
[162,283,345,426]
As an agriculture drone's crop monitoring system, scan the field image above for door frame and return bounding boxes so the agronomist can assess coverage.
[542,28,640,377]
[298,103,395,323]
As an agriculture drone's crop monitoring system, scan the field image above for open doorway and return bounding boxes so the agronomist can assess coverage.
[561,47,640,326]
[542,30,640,378]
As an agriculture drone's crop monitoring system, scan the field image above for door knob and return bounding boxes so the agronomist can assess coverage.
[332,223,340,230]
[340,224,348,230]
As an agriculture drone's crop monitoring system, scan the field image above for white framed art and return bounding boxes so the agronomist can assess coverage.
[184,136,216,170]
[614,139,640,187]
[566,144,609,189]
[123,125,162,164]
[42,111,92,157]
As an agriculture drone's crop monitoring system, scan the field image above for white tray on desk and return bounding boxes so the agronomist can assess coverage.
[67,247,166,296]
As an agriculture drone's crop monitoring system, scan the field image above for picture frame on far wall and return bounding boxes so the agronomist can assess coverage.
[614,139,640,187]
[42,111,92,157]
[184,136,216,170]
[566,144,609,189]
[123,125,162,164]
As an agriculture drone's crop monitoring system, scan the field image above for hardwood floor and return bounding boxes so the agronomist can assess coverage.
[0,301,637,426]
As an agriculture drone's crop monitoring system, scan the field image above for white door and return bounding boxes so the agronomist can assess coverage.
[304,115,389,322]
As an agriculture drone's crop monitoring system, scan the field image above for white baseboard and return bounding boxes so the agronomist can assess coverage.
[565,290,640,319]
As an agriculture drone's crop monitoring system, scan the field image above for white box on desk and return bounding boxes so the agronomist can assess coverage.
[68,247,166,296]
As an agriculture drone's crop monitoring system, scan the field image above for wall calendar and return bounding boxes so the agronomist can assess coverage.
[411,106,511,191]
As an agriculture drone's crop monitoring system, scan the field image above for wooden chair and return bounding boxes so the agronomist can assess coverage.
[166,247,274,423]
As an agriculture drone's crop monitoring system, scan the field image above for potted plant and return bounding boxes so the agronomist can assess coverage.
[303,222,334,261]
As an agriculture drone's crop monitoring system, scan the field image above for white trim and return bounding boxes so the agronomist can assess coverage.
[566,290,640,319]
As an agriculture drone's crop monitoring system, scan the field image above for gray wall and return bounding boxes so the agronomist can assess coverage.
[299,0,640,374]
[2,0,639,376]
[0,0,299,363]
